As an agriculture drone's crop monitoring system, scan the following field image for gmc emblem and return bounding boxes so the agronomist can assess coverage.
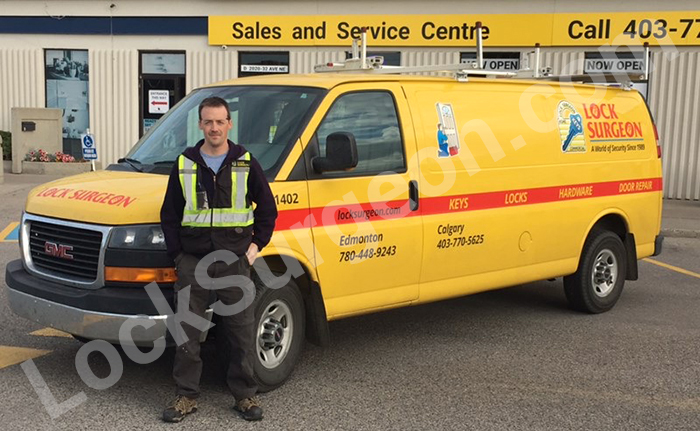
[44,241,74,260]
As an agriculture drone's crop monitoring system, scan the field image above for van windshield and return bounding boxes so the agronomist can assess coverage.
[121,85,325,177]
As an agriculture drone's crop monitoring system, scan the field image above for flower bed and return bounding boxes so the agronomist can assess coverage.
[25,149,79,163]
[22,149,91,175]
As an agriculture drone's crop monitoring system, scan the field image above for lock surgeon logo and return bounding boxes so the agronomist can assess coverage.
[558,101,586,153]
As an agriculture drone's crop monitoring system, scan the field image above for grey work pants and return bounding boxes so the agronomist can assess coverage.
[172,252,258,401]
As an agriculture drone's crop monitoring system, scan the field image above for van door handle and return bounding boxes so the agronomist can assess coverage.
[409,180,419,211]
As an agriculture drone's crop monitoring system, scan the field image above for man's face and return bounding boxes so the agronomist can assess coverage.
[199,105,232,148]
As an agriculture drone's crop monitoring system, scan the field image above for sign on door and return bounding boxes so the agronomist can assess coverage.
[148,90,170,114]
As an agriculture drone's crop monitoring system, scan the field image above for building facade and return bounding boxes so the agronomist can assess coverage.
[1,0,698,200]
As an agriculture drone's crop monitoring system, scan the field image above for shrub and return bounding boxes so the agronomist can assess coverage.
[0,131,11,161]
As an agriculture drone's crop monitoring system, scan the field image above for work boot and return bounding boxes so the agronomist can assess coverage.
[162,395,198,423]
[234,397,263,421]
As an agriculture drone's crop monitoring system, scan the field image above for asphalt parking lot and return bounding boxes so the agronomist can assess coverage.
[1,174,699,430]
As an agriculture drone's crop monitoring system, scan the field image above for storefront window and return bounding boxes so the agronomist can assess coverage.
[345,51,401,66]
[584,51,648,100]
[584,51,645,74]
[460,52,521,71]
[238,52,289,77]
[45,49,89,158]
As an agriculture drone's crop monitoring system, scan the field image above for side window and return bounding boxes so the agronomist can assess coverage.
[316,91,405,176]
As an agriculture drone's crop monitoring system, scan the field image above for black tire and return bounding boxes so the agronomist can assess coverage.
[253,276,305,392]
[564,230,627,314]
[215,271,305,393]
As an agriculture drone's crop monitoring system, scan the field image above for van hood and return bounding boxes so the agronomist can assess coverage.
[25,171,168,225]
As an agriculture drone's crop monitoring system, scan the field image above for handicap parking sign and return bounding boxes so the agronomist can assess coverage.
[81,134,97,160]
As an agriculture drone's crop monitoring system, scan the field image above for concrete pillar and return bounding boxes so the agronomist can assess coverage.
[11,108,62,174]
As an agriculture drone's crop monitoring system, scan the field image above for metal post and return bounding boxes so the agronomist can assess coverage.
[86,127,95,172]
[352,39,359,60]
[476,21,483,69]
[534,43,541,78]
[361,27,367,69]
[644,42,650,80]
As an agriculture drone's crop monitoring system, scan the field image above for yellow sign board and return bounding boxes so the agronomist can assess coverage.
[552,12,700,46]
[209,12,700,47]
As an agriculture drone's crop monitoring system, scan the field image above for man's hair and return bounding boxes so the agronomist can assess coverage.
[198,96,231,120]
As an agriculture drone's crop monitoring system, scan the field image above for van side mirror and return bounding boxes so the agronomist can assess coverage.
[312,132,358,173]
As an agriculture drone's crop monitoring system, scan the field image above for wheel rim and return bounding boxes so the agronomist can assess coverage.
[256,299,294,369]
[591,249,618,298]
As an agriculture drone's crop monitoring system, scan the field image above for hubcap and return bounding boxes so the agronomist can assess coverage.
[256,299,293,369]
[591,249,618,298]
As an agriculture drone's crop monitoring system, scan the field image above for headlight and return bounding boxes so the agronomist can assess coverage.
[108,225,166,250]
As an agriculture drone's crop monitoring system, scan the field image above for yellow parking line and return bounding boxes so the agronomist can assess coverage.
[0,346,52,370]
[643,258,700,280]
[0,222,19,242]
[30,328,73,338]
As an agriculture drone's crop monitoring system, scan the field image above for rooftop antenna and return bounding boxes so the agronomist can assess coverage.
[361,27,368,69]
[643,42,650,80]
[476,21,484,69]
[534,43,541,78]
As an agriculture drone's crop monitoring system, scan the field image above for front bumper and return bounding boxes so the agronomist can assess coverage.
[5,259,211,346]
[6,288,169,345]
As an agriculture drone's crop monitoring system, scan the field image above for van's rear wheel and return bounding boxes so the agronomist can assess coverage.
[564,230,627,314]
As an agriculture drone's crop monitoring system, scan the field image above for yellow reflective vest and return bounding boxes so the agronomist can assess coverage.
[177,153,254,228]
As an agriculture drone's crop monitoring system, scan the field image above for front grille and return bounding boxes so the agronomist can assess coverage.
[29,220,103,281]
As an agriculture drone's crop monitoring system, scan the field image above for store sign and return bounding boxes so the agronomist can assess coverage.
[461,53,520,71]
[240,65,289,73]
[209,12,700,47]
[148,90,170,114]
[584,53,646,74]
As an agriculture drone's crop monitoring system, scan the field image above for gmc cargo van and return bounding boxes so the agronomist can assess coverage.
[5,72,663,390]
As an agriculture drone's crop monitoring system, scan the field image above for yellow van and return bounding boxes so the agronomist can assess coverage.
[5,71,663,391]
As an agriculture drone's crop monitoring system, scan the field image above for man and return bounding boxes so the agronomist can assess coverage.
[160,96,277,422]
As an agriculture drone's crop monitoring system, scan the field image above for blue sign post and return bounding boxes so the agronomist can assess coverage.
[81,129,97,171]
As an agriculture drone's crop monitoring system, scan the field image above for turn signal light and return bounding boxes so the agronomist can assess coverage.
[105,267,178,283]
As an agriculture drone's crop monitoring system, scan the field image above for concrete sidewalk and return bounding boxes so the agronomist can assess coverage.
[0,171,698,238]
[661,199,700,239]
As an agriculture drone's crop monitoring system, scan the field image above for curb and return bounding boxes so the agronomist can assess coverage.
[661,228,700,239]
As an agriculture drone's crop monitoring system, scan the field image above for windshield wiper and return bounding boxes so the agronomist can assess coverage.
[117,157,143,172]
[153,160,175,165]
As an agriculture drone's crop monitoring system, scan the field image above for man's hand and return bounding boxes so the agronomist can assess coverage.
[245,243,259,265]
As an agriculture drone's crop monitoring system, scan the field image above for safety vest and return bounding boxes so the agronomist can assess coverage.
[177,153,254,228]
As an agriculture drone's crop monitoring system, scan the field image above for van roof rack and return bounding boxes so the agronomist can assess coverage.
[314,23,647,88]
[538,73,645,86]
[314,22,549,81]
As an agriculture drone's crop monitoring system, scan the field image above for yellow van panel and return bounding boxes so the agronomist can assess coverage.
[26,171,167,225]
[402,79,661,303]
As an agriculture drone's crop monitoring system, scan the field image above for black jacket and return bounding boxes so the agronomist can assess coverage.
[160,140,277,260]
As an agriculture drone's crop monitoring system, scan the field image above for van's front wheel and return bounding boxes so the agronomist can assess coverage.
[215,273,306,392]
[252,277,305,392]
[564,230,627,314]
